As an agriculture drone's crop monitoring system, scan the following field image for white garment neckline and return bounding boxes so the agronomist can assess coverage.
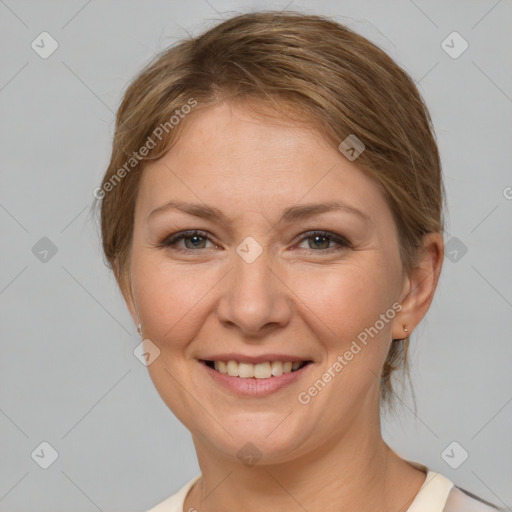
[147,468,455,512]
[405,470,454,512]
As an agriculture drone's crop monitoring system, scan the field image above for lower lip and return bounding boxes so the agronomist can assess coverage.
[201,361,312,397]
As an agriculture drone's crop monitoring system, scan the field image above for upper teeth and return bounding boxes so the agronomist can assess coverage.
[213,360,303,379]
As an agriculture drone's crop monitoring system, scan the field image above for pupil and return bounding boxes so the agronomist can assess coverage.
[311,235,328,249]
[188,235,203,248]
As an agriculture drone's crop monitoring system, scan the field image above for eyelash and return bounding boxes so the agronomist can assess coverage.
[159,229,352,254]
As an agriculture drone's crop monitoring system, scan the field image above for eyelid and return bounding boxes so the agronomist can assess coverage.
[295,230,352,250]
[160,229,352,253]
[160,229,218,250]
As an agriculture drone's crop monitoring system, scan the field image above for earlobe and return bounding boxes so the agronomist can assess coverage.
[392,232,444,339]
[392,323,409,341]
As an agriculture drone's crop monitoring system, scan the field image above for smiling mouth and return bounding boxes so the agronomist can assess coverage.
[202,360,312,379]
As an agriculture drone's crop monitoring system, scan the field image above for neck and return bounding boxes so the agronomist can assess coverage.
[185,409,426,512]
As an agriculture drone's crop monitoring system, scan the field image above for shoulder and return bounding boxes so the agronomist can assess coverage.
[145,474,201,512]
[404,463,503,512]
[444,485,504,512]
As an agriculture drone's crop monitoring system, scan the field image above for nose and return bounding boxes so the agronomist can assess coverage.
[216,247,292,337]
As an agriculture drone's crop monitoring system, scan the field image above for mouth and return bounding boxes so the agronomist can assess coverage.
[200,358,314,397]
[201,359,313,379]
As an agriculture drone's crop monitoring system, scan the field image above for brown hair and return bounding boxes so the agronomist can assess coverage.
[93,10,444,410]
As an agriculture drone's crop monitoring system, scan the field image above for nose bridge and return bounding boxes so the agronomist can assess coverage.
[235,238,273,291]
[217,236,290,333]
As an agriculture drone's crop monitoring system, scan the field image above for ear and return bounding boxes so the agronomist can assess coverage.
[392,232,444,339]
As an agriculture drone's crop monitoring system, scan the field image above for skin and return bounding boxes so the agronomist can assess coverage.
[123,102,444,512]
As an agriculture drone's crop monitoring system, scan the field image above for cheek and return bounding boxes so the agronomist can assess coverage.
[294,266,397,410]
[133,264,209,345]
[293,260,397,347]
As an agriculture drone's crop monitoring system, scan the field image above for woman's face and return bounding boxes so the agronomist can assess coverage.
[127,102,411,464]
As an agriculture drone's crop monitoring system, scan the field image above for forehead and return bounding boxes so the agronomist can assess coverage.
[136,102,390,225]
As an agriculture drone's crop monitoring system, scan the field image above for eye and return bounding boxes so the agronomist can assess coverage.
[161,230,217,251]
[296,230,351,252]
[159,229,351,253]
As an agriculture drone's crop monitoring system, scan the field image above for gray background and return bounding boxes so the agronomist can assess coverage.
[1,1,511,511]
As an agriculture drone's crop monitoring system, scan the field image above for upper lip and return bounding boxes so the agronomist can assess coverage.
[199,353,312,364]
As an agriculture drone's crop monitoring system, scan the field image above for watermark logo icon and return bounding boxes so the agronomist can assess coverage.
[441,441,469,469]
[32,237,58,263]
[133,339,161,366]
[31,32,59,59]
[31,441,59,469]
[236,236,263,264]
[441,32,468,59]
[445,237,468,263]
[338,134,365,161]
[237,442,262,467]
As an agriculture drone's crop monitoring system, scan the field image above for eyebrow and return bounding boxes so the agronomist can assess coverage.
[148,200,370,224]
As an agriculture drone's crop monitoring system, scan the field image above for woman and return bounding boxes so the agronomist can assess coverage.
[95,10,501,512]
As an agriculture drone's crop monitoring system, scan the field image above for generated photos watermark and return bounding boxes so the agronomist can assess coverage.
[297,301,403,405]
[93,97,197,199]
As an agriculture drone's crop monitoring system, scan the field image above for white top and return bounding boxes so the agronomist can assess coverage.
[146,467,500,512]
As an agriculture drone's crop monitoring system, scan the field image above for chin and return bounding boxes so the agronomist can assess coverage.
[192,413,316,467]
